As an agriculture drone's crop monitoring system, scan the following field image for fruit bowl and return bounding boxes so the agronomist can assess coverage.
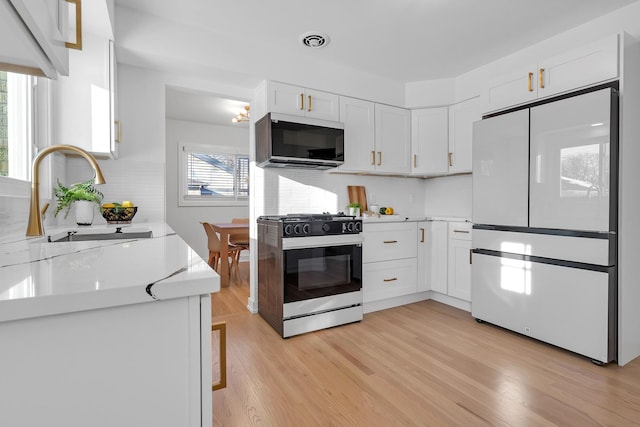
[101,206,137,224]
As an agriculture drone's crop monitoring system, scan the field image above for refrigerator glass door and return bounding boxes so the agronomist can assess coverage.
[472,109,529,227]
[529,88,614,231]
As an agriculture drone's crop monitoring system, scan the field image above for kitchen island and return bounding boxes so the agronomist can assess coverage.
[0,223,219,427]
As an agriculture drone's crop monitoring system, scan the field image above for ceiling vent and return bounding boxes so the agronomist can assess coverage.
[299,32,330,49]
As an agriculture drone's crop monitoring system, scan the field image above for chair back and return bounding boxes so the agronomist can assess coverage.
[201,222,222,252]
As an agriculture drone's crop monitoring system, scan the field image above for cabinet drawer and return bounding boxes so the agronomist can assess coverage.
[363,222,417,263]
[363,258,417,303]
[448,222,472,240]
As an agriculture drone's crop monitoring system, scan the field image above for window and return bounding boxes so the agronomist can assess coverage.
[0,71,35,181]
[179,142,249,206]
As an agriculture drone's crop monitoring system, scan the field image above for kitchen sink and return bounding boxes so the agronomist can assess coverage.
[47,227,153,242]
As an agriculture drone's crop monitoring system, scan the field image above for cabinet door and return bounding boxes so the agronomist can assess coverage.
[363,222,417,263]
[417,221,430,292]
[448,97,481,173]
[483,64,538,114]
[305,88,339,121]
[448,223,472,302]
[411,108,448,175]
[374,104,411,173]
[52,32,114,158]
[429,221,448,294]
[4,0,70,77]
[267,81,305,116]
[539,34,618,99]
[339,96,375,172]
[363,258,418,303]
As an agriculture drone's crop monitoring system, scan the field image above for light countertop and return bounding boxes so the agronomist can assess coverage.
[0,222,219,323]
[361,215,472,223]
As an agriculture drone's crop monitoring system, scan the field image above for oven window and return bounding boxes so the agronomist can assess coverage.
[284,245,361,303]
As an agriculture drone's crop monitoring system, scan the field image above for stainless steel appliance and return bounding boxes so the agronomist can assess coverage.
[255,113,345,169]
[472,86,618,364]
[257,213,363,338]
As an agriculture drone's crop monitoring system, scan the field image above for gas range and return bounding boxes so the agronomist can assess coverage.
[258,213,362,237]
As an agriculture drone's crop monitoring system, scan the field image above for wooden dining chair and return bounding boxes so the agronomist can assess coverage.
[229,218,250,263]
[201,222,239,277]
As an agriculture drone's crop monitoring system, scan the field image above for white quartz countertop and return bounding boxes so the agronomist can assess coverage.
[361,215,472,223]
[0,223,219,323]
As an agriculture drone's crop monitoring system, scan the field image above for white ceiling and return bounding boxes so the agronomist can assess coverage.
[117,0,639,125]
[165,87,250,127]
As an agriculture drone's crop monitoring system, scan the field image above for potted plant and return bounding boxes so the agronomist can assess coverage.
[347,202,362,217]
[53,179,104,225]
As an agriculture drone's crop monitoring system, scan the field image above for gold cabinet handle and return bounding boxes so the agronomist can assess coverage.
[413,154,417,169]
[300,93,304,111]
[308,95,312,112]
[527,72,534,92]
[212,322,227,391]
[453,230,470,234]
[420,227,425,243]
[539,68,545,89]
[114,120,121,143]
[377,151,382,166]
[384,278,398,282]
[383,240,398,244]
[469,249,473,265]
[448,152,453,167]
[65,0,83,50]
[371,150,376,165]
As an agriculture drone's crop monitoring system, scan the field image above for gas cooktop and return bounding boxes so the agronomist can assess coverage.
[258,212,362,236]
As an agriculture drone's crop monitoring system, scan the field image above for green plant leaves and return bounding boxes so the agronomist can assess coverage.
[53,179,104,218]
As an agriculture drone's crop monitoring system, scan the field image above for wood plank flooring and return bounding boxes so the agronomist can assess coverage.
[211,263,640,426]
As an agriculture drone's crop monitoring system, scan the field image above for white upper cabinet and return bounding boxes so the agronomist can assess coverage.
[339,96,375,172]
[374,103,411,174]
[411,107,448,175]
[51,1,117,158]
[339,98,410,174]
[267,81,339,121]
[410,97,479,176]
[448,97,480,174]
[483,34,619,114]
[0,0,73,78]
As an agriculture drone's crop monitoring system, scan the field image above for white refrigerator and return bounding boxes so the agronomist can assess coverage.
[471,87,617,364]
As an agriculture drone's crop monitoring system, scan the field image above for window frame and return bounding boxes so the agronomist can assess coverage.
[178,141,249,207]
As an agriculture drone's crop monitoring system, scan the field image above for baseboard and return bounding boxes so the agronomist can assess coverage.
[363,292,430,314]
[429,292,471,312]
[247,296,258,313]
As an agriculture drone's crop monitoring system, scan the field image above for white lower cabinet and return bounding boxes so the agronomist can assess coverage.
[447,222,472,301]
[427,220,472,304]
[363,222,417,304]
[0,295,212,427]
[364,258,418,303]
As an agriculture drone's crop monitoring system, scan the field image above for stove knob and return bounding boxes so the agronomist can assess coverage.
[322,223,330,232]
[346,222,354,232]
[354,221,362,232]
[302,224,311,235]
[294,224,303,235]
[284,224,293,236]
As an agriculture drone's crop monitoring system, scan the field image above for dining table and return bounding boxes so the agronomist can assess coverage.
[210,222,249,288]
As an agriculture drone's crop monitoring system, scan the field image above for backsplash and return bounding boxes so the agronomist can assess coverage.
[255,167,426,217]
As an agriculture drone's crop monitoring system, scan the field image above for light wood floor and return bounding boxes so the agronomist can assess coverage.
[211,263,640,426]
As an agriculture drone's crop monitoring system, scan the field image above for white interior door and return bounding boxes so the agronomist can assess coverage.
[529,88,614,232]
[472,109,529,227]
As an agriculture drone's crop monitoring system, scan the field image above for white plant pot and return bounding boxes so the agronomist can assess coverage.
[349,207,360,217]
[74,200,95,226]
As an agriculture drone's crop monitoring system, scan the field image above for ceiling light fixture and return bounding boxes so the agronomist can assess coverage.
[232,105,250,123]
[299,31,330,49]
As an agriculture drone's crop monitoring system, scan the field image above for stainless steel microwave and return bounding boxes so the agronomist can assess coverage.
[255,112,345,169]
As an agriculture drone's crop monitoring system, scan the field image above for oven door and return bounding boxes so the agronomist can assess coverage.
[282,241,362,304]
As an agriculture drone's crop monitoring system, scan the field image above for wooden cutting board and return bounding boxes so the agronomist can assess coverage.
[347,186,368,211]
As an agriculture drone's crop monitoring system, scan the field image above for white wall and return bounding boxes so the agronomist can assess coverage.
[424,175,472,219]
[165,118,250,261]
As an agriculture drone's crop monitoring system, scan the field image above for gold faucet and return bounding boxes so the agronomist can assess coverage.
[26,144,106,237]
